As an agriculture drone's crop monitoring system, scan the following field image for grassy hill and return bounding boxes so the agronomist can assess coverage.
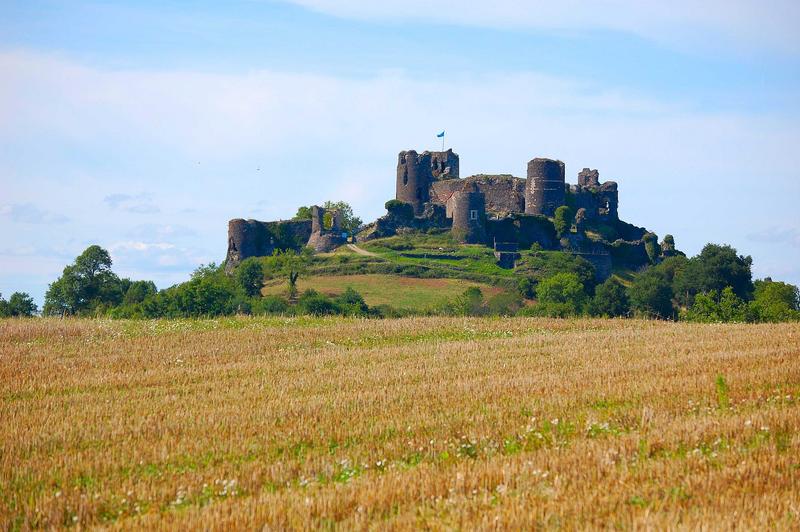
[263,274,505,310]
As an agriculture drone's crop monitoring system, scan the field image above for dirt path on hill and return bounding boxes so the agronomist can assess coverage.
[347,243,378,257]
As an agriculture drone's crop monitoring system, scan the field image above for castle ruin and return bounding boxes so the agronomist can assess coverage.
[226,147,664,279]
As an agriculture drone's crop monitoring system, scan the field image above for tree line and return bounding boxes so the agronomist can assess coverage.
[1,240,797,322]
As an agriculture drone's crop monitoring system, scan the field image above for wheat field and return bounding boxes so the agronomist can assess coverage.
[1,317,799,530]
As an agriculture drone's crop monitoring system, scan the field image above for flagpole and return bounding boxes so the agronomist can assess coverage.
[441,132,445,152]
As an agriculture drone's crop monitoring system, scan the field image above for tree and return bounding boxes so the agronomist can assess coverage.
[553,206,574,238]
[533,272,588,317]
[673,244,753,305]
[628,269,674,319]
[335,287,369,316]
[293,206,313,220]
[323,200,363,234]
[0,294,7,317]
[43,245,124,316]
[122,280,157,306]
[235,257,265,297]
[591,278,629,317]
[6,292,38,317]
[749,279,800,322]
[682,287,747,323]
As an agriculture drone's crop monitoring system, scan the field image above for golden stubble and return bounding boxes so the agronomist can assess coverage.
[1,317,798,530]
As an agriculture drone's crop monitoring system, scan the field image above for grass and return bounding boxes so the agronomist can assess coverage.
[1,317,799,529]
[262,274,505,309]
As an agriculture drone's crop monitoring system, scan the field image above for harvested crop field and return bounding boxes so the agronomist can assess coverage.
[2,317,799,529]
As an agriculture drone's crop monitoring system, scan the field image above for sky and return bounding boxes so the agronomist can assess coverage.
[1,0,799,305]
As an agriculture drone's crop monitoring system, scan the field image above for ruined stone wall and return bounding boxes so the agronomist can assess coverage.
[429,149,459,180]
[525,158,565,217]
[568,168,619,222]
[307,205,346,252]
[431,175,525,217]
[226,218,312,270]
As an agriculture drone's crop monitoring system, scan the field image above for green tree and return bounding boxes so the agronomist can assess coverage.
[0,294,8,317]
[628,269,674,319]
[749,279,800,322]
[335,287,369,316]
[533,272,588,317]
[553,206,574,238]
[43,245,124,316]
[235,257,265,297]
[6,292,38,317]
[682,287,747,322]
[673,244,753,305]
[293,206,313,220]
[322,201,363,234]
[591,278,629,317]
[122,280,157,306]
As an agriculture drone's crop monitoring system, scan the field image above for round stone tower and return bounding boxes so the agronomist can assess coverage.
[396,150,433,216]
[450,181,486,244]
[525,157,566,217]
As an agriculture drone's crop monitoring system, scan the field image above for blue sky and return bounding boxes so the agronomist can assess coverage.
[2,0,799,304]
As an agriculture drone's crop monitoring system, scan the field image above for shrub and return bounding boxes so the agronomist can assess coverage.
[553,206,574,238]
[485,291,524,316]
[385,199,414,220]
[591,278,629,317]
[531,272,588,317]
[643,233,661,265]
[297,289,339,316]
[335,287,369,316]
[235,258,265,297]
[253,295,291,315]
[748,279,800,322]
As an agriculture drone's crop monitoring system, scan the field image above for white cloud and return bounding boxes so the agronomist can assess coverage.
[281,0,800,55]
[104,193,160,214]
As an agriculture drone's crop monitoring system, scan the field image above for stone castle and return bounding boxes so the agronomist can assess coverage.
[226,148,670,278]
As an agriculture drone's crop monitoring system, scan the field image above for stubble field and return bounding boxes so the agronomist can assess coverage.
[1,317,799,529]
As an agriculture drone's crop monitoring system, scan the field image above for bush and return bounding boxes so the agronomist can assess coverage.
[530,272,588,317]
[335,287,369,316]
[297,289,339,316]
[385,200,414,220]
[485,291,524,316]
[252,295,291,315]
[643,233,661,265]
[748,279,800,322]
[591,278,629,317]
[553,206,574,238]
[235,257,265,297]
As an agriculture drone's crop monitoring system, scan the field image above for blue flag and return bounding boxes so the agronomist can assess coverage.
[436,131,445,138]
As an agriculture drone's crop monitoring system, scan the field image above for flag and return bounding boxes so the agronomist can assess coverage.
[436,131,445,138]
